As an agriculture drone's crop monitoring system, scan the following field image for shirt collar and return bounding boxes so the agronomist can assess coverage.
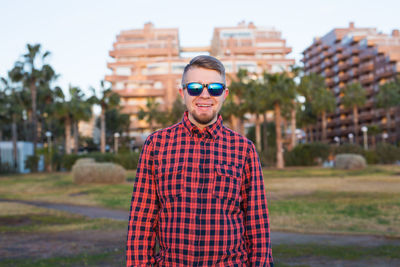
[182,111,223,140]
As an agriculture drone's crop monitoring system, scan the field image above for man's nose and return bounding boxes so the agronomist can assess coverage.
[199,86,211,98]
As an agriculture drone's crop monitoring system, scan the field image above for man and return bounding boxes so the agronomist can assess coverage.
[127,55,273,266]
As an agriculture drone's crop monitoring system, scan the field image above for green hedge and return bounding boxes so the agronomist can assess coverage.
[62,152,140,171]
[284,142,330,166]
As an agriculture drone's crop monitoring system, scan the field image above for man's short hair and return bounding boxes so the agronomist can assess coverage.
[182,55,226,85]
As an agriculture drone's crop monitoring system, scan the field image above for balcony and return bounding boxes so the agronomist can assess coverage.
[360,74,374,84]
[359,50,374,61]
[360,62,374,73]
[349,57,360,66]
[338,62,349,71]
[117,88,165,97]
[105,74,129,82]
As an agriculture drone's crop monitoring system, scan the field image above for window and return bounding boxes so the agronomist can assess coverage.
[115,67,131,76]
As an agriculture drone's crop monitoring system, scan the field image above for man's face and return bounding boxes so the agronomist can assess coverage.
[179,67,229,129]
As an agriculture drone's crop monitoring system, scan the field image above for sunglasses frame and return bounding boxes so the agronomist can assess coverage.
[182,82,226,97]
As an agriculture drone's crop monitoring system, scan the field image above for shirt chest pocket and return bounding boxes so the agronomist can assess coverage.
[213,164,242,203]
[156,163,185,202]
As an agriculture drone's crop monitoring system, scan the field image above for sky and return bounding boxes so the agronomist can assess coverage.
[1,0,399,98]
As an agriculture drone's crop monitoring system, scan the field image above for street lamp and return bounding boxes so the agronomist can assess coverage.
[45,131,52,172]
[334,136,340,146]
[114,132,120,153]
[382,132,388,143]
[361,126,368,150]
[348,133,354,144]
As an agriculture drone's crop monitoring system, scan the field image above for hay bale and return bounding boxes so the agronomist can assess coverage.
[335,154,367,170]
[73,162,126,184]
[71,158,95,172]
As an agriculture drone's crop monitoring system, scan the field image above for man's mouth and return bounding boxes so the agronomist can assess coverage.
[196,104,212,107]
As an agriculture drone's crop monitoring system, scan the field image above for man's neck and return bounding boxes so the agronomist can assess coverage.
[188,113,217,131]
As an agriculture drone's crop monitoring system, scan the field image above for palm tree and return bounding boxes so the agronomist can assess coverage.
[297,101,318,142]
[167,95,186,125]
[312,87,336,142]
[138,98,164,132]
[298,73,332,142]
[243,79,269,152]
[69,86,92,153]
[52,87,74,154]
[225,69,250,136]
[376,79,400,134]
[89,81,120,153]
[0,78,24,170]
[263,72,296,169]
[341,82,366,144]
[367,125,382,149]
[8,44,56,154]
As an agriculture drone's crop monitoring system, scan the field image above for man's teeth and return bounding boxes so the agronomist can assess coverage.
[197,104,211,107]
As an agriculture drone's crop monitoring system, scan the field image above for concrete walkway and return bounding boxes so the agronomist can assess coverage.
[2,198,400,247]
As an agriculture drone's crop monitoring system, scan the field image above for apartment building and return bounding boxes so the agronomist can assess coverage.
[106,22,294,136]
[302,22,400,144]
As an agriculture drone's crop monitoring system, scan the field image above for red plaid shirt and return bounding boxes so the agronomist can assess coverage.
[127,112,273,266]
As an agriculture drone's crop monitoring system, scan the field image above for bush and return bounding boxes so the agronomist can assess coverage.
[114,153,140,170]
[62,152,140,171]
[25,155,40,172]
[73,162,126,184]
[362,150,379,165]
[332,144,364,155]
[375,143,400,164]
[285,142,330,166]
[335,154,367,169]
[61,154,80,171]
[259,147,276,167]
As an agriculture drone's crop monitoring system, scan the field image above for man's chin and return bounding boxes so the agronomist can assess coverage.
[192,113,216,126]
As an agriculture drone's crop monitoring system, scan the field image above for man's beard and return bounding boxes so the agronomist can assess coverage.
[192,111,217,125]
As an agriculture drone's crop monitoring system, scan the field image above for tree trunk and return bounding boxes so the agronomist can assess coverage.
[263,112,268,152]
[73,121,79,154]
[274,103,284,169]
[30,81,38,155]
[386,110,391,133]
[65,116,72,154]
[321,111,327,143]
[289,106,296,150]
[353,105,359,144]
[255,113,261,152]
[308,125,314,142]
[12,114,18,171]
[372,135,376,149]
[100,108,106,153]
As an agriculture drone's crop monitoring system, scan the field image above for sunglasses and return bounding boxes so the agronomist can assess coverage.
[182,82,226,97]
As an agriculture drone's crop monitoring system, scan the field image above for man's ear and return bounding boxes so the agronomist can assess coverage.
[179,88,184,99]
[223,88,229,100]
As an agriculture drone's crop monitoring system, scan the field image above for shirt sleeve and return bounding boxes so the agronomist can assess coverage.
[126,136,159,267]
[241,142,274,267]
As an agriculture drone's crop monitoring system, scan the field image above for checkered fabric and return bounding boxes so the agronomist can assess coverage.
[127,111,273,266]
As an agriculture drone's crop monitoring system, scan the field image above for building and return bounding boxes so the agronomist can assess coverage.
[106,22,294,137]
[302,22,400,144]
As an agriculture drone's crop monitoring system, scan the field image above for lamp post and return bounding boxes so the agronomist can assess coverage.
[382,132,388,143]
[45,131,52,172]
[361,126,368,150]
[348,133,354,144]
[114,132,120,154]
[334,136,340,146]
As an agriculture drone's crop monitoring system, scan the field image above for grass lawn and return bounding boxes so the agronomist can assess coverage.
[1,165,400,236]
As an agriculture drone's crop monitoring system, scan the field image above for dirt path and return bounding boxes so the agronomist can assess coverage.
[2,198,400,248]
[2,198,400,266]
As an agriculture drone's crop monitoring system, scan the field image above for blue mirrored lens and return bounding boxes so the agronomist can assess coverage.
[208,83,224,96]
[186,83,203,96]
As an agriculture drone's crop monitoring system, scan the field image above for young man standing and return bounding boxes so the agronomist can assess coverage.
[127,55,273,266]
